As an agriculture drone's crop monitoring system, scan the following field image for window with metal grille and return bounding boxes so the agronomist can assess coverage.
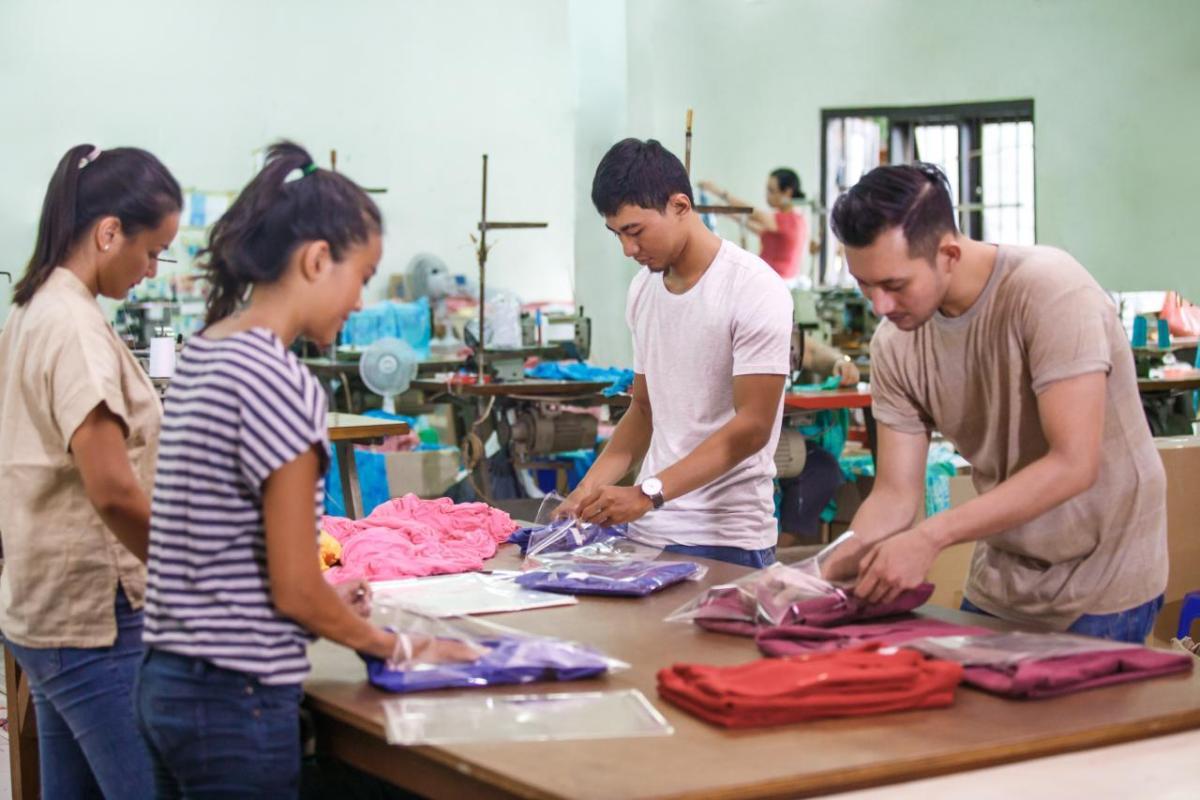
[818,100,1035,286]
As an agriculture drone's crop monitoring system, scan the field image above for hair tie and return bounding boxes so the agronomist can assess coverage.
[283,162,319,184]
[78,146,102,169]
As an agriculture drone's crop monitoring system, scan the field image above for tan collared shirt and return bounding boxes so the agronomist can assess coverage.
[0,268,161,648]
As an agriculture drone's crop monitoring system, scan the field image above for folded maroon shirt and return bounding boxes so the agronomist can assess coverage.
[961,648,1193,699]
[756,618,992,657]
[695,583,936,636]
[657,648,963,729]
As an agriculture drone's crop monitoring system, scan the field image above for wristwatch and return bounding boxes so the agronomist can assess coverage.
[639,477,665,510]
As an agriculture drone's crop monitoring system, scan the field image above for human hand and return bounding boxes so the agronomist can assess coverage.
[578,485,653,525]
[554,484,602,520]
[833,358,860,386]
[333,579,372,618]
[818,534,870,582]
[387,633,490,667]
[852,528,940,605]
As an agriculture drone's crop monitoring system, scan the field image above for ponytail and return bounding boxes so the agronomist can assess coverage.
[201,141,382,325]
[15,144,182,306]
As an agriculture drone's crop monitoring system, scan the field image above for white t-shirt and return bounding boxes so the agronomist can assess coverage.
[626,239,793,550]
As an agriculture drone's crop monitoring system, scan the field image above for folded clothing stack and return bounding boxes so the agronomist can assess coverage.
[363,636,612,693]
[657,648,963,729]
[695,582,935,636]
[515,560,703,597]
[756,618,991,657]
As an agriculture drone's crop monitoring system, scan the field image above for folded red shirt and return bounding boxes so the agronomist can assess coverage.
[696,583,936,637]
[657,648,963,729]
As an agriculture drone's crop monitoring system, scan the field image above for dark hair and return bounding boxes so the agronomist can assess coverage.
[201,141,382,324]
[591,138,694,216]
[15,144,181,305]
[830,162,957,260]
[770,168,805,200]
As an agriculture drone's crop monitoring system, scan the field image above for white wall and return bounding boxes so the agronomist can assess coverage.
[0,0,577,325]
[625,0,1200,302]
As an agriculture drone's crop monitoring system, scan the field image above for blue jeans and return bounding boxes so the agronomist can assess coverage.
[960,595,1165,644]
[135,648,303,799]
[664,543,777,568]
[3,586,154,799]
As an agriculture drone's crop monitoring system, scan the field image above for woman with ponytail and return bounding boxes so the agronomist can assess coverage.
[136,141,465,797]
[0,144,181,797]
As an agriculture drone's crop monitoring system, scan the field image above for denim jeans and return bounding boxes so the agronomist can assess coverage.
[960,594,1165,644]
[135,648,303,799]
[663,543,777,568]
[3,586,154,799]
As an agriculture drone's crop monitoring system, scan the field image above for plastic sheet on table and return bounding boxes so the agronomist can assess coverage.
[381,689,673,745]
[371,573,577,617]
[905,630,1141,668]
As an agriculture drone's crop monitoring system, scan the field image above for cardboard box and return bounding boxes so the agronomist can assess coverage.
[1153,437,1200,643]
[384,449,462,499]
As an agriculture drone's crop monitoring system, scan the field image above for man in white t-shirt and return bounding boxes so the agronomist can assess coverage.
[556,138,794,567]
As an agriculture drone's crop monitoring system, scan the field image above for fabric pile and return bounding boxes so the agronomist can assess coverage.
[321,494,518,584]
[657,647,963,729]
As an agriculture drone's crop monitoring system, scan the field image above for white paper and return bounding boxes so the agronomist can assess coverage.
[372,572,577,617]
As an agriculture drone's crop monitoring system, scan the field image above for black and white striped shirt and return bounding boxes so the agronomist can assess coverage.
[144,328,328,684]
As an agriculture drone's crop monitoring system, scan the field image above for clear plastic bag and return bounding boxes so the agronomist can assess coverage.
[906,631,1140,668]
[519,493,662,567]
[664,562,845,627]
[364,607,629,693]
[514,558,708,597]
[381,689,673,745]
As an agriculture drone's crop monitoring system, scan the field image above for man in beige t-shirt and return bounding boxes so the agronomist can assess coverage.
[822,163,1166,642]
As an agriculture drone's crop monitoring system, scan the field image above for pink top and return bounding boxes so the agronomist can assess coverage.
[759,210,807,279]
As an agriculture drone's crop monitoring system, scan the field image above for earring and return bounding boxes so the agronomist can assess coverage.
[103,245,110,251]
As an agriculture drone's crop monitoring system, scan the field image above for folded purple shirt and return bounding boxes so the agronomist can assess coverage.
[515,560,702,597]
[362,636,611,693]
[695,583,936,636]
[508,520,628,555]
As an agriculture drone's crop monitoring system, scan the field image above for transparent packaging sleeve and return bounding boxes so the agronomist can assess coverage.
[381,688,674,745]
[364,607,628,693]
[905,630,1141,668]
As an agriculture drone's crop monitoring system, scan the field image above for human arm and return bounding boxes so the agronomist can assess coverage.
[802,335,860,385]
[852,372,1107,603]
[578,373,787,524]
[697,180,777,233]
[556,373,653,518]
[263,449,396,658]
[70,402,151,562]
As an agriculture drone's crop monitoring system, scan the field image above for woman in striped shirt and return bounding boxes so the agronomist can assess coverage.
[136,142,417,797]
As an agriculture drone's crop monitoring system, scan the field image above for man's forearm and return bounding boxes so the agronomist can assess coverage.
[656,415,770,502]
[848,486,922,547]
[917,451,1096,550]
[577,403,651,489]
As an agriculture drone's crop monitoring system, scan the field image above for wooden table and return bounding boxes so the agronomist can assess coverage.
[303,547,1200,800]
[327,413,411,519]
[412,379,613,398]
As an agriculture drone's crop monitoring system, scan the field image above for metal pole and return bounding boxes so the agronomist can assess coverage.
[478,154,488,382]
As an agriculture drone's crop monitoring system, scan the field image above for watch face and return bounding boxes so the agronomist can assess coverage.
[642,478,663,495]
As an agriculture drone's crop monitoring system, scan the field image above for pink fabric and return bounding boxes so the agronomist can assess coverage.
[756,618,992,657]
[321,494,518,584]
[962,648,1193,699]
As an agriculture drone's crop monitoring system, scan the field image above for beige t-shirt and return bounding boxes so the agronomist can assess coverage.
[0,268,161,648]
[870,245,1167,630]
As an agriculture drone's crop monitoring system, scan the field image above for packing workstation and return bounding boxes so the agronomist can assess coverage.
[1,2,1199,799]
